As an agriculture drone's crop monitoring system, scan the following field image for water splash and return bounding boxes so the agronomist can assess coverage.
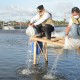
[18,40,34,75]
[18,68,34,75]
[43,73,56,79]
[26,40,33,67]
[64,37,80,49]
[43,52,61,79]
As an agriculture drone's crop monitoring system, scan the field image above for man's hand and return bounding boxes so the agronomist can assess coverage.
[29,23,33,25]
[29,23,35,27]
[66,35,68,38]
[31,24,35,27]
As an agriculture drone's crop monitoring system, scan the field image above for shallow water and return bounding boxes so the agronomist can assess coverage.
[0,30,80,80]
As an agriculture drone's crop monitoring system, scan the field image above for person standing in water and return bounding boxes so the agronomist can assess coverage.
[29,5,54,39]
[66,7,80,39]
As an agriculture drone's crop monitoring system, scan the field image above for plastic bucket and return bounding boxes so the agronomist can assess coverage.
[31,41,43,55]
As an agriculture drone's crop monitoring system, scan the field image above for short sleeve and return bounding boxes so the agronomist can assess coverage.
[69,18,73,26]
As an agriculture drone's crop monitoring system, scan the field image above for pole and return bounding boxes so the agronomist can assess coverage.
[44,42,48,62]
[33,41,37,65]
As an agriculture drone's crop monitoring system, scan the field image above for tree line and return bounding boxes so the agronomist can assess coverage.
[0,20,68,29]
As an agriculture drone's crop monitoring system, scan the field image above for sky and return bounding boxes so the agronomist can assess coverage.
[0,0,80,22]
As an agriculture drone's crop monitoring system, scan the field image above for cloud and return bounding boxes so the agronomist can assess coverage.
[0,1,74,21]
[45,1,73,21]
[55,2,73,13]
[0,5,36,21]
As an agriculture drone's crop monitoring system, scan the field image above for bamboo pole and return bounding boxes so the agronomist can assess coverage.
[58,39,65,44]
[33,41,37,65]
[31,37,64,47]
[51,37,64,42]
[44,42,48,62]
[31,37,65,65]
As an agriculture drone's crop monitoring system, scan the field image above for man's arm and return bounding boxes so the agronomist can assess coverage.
[29,14,39,27]
[34,13,50,26]
[66,18,72,36]
[66,25,71,36]
[30,14,39,24]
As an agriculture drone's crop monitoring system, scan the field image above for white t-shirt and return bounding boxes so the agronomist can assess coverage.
[69,18,73,26]
[30,11,52,26]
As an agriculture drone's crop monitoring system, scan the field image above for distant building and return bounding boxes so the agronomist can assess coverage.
[3,22,15,30]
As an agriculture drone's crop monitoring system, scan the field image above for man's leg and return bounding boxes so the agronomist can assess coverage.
[35,24,43,33]
[43,24,54,39]
[34,24,44,37]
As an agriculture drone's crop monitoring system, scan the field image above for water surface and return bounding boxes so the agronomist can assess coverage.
[0,30,80,80]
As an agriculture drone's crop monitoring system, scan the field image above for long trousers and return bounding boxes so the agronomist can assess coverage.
[35,24,54,39]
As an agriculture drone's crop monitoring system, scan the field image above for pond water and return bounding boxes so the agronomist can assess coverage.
[0,29,80,80]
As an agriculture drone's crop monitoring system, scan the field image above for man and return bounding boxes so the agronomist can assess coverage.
[29,5,54,39]
[66,7,80,39]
